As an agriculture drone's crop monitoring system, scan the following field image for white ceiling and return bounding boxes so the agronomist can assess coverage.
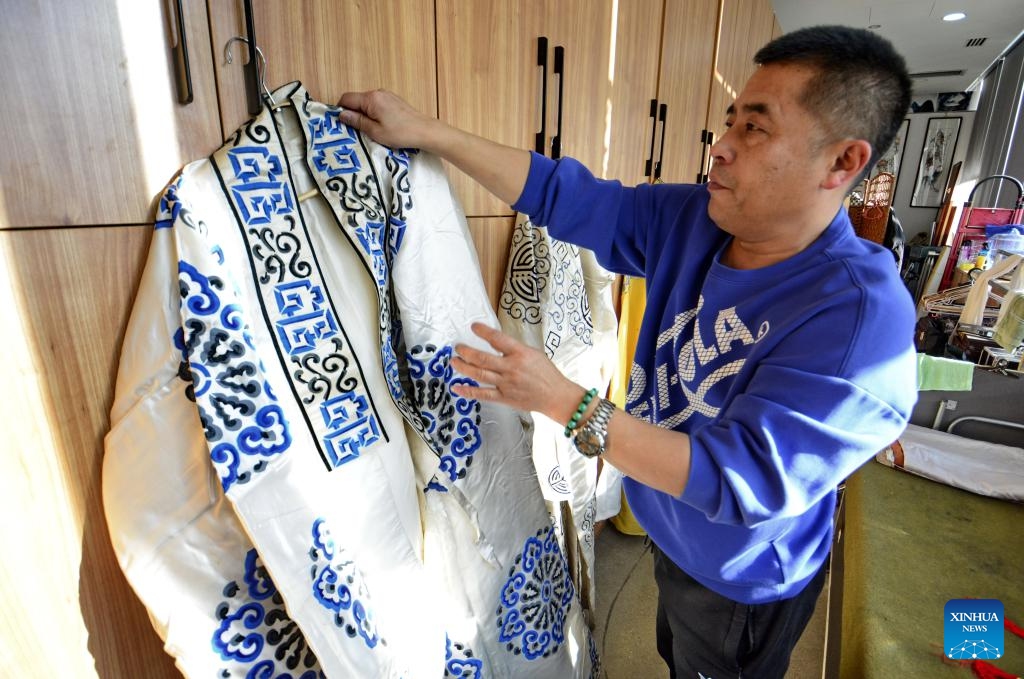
[771,0,1024,97]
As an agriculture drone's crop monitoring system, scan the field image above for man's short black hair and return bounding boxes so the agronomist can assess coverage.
[755,25,912,178]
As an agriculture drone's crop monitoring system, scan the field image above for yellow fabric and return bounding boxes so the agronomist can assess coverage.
[608,277,647,536]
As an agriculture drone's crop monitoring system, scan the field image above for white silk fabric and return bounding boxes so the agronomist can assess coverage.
[103,83,597,678]
[496,213,619,616]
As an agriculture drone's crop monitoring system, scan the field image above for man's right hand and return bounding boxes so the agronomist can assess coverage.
[337,89,532,208]
[338,89,440,151]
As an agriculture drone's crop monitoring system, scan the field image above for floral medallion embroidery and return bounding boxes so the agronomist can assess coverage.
[443,635,483,678]
[309,518,382,650]
[496,525,574,660]
[212,549,325,678]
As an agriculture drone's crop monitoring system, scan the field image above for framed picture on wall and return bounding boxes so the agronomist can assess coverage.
[871,118,909,185]
[911,116,962,208]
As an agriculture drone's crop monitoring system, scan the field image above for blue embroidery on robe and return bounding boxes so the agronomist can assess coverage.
[444,635,483,678]
[306,115,424,437]
[212,549,325,678]
[155,176,184,230]
[406,344,481,486]
[214,129,386,472]
[177,259,293,490]
[227,146,295,225]
[309,518,381,649]
[588,632,602,679]
[496,526,574,661]
[307,110,361,176]
[385,148,413,256]
[273,280,340,355]
[320,392,381,466]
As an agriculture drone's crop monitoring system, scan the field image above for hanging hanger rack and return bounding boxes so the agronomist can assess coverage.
[921,255,1022,321]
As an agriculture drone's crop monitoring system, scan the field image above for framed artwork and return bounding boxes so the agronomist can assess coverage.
[871,118,909,184]
[911,116,962,208]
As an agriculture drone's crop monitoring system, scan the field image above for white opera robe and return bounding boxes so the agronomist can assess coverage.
[497,214,618,619]
[103,82,598,679]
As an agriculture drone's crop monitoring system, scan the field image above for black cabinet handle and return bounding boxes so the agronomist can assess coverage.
[535,37,549,155]
[171,0,193,104]
[242,0,262,115]
[551,45,565,159]
[696,129,710,184]
[644,99,658,179]
[654,103,667,180]
[702,130,714,183]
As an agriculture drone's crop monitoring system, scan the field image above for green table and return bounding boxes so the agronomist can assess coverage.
[840,461,1024,677]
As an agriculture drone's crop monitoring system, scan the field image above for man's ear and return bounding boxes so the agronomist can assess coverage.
[822,139,872,190]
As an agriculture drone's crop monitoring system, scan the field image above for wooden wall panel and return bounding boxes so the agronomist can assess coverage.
[656,0,720,184]
[0,226,177,677]
[466,216,517,312]
[556,0,664,186]
[0,0,222,228]
[209,0,438,137]
[437,0,548,217]
[705,0,777,146]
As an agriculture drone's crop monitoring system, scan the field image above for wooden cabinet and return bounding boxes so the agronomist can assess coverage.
[651,0,721,184]
[651,0,777,185]
[0,0,222,228]
[208,0,437,135]
[1,226,178,677]
[437,0,664,216]
[704,0,778,148]
[552,1,665,187]
[467,216,517,309]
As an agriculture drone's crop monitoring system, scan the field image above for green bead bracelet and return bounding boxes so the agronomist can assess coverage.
[563,387,599,437]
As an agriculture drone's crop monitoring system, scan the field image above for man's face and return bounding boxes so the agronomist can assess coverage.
[706,63,834,240]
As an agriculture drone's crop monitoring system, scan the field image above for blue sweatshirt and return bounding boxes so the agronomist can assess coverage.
[514,153,918,604]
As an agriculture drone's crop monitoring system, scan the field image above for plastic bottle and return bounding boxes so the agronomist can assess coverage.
[989,228,1024,265]
[975,241,990,270]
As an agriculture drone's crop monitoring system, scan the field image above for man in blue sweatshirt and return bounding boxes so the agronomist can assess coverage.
[340,25,917,678]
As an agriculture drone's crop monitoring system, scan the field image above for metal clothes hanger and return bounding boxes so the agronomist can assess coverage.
[222,0,291,114]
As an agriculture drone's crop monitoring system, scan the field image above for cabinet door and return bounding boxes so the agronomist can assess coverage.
[209,0,437,137]
[1,226,177,677]
[438,0,664,215]
[0,0,222,228]
[654,0,720,184]
[552,1,664,186]
[466,216,517,312]
[437,0,549,217]
[704,0,777,149]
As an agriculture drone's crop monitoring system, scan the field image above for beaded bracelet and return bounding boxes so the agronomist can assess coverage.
[563,388,599,438]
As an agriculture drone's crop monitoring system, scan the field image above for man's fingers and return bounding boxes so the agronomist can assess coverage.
[338,109,364,130]
[452,346,503,374]
[470,322,521,354]
[451,356,501,386]
[337,91,369,111]
[451,382,501,403]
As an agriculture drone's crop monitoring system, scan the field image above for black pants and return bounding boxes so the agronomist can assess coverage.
[653,544,827,679]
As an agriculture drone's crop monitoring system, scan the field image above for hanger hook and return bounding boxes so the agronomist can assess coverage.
[223,36,276,107]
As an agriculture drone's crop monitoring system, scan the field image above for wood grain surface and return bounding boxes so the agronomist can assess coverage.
[0,225,178,677]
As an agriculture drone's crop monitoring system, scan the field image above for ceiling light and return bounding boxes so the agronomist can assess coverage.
[868,24,882,29]
[943,12,966,21]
